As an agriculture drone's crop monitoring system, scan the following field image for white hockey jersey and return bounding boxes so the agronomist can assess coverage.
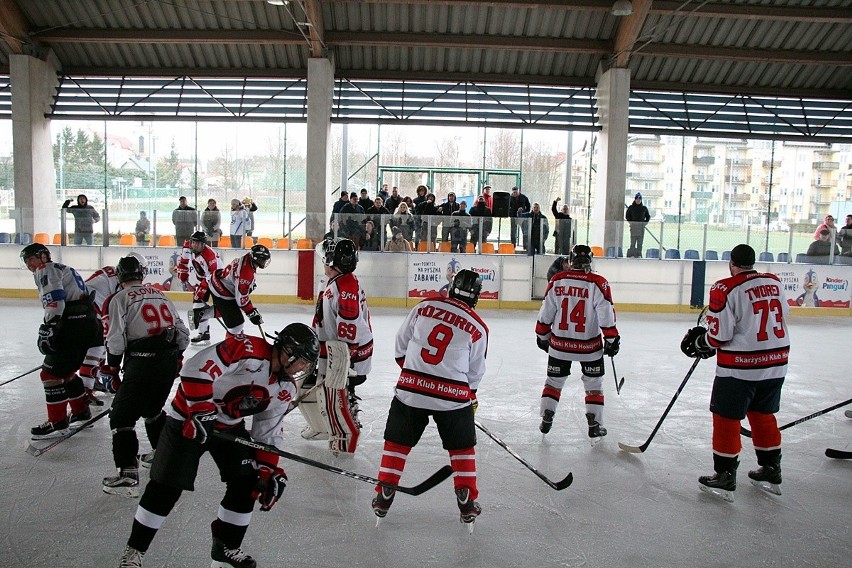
[210,253,258,313]
[86,266,120,316]
[313,271,373,375]
[103,283,190,358]
[33,261,90,322]
[394,296,489,412]
[706,270,790,381]
[166,334,297,469]
[535,269,619,362]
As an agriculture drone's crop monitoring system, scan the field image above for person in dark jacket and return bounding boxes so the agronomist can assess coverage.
[551,197,572,255]
[468,197,493,252]
[509,186,531,249]
[520,202,549,256]
[201,199,221,247]
[62,194,100,245]
[437,192,460,243]
[415,194,440,249]
[806,230,840,257]
[339,192,366,247]
[366,197,391,241]
[625,192,650,257]
[839,214,852,256]
[449,201,471,253]
[172,196,197,245]
[135,211,151,246]
[358,188,373,212]
[385,187,402,215]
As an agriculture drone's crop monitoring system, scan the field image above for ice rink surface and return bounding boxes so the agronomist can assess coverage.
[0,298,848,568]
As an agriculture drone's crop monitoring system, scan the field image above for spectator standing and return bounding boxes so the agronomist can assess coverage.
[413,185,428,208]
[415,193,440,248]
[838,214,852,256]
[366,197,391,240]
[134,211,150,246]
[390,202,415,242]
[201,198,221,247]
[172,196,196,245]
[521,202,549,255]
[806,230,840,257]
[469,197,493,252]
[339,192,366,247]
[680,244,790,502]
[813,214,837,240]
[361,220,382,251]
[509,186,531,249]
[378,183,390,204]
[480,185,493,210]
[551,197,573,255]
[625,192,650,258]
[331,190,349,219]
[358,188,373,212]
[242,198,257,237]
[229,198,249,248]
[61,194,100,246]
[438,192,460,242]
[385,187,402,214]
[449,201,471,253]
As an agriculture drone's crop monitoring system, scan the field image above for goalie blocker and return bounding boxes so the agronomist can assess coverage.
[298,340,360,454]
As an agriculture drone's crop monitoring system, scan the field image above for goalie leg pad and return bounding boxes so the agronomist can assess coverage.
[298,384,329,440]
[323,340,351,390]
[323,386,361,455]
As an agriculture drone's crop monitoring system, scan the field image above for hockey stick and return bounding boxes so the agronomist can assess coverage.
[213,431,454,496]
[740,398,852,438]
[618,307,708,454]
[474,420,573,490]
[610,357,624,395]
[0,365,41,388]
[825,448,852,460]
[26,407,111,457]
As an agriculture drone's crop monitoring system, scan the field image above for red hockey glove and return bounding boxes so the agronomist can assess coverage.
[181,402,218,444]
[98,365,121,394]
[252,466,287,511]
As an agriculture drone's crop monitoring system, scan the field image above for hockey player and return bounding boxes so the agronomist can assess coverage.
[118,324,319,568]
[20,244,101,438]
[372,269,487,528]
[78,252,148,405]
[680,244,790,502]
[209,244,270,336]
[176,231,221,345]
[99,255,189,497]
[535,244,620,441]
[301,238,374,455]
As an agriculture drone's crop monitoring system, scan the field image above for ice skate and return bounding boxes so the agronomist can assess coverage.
[103,468,140,498]
[118,545,145,568]
[139,450,155,469]
[586,413,607,446]
[698,470,736,502]
[31,417,70,440]
[455,488,481,534]
[191,331,210,345]
[348,388,363,429]
[539,410,554,434]
[210,537,257,568]
[372,486,396,526]
[748,464,782,496]
[300,425,328,440]
[69,408,92,427]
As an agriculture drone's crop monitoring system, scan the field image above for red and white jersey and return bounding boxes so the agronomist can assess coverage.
[312,272,374,375]
[86,266,120,316]
[705,271,790,381]
[393,297,488,412]
[210,253,257,313]
[103,283,190,358]
[33,261,90,321]
[535,269,619,362]
[166,334,297,469]
[178,243,220,284]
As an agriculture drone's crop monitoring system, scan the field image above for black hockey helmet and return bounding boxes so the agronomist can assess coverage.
[325,238,358,274]
[250,244,271,269]
[274,323,320,380]
[116,254,146,283]
[449,269,482,308]
[570,244,593,271]
[20,243,50,264]
[190,231,207,244]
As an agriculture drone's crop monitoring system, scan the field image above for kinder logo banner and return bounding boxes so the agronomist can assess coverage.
[775,265,850,308]
[124,248,198,292]
[408,254,499,300]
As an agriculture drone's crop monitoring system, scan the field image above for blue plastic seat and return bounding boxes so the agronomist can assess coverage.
[606,246,623,258]
[665,248,681,259]
[704,250,718,260]
[721,250,732,261]
[646,248,660,259]
[795,253,807,263]
[0,232,9,244]
[777,252,790,263]
[684,249,700,260]
[758,251,774,262]
[19,233,32,245]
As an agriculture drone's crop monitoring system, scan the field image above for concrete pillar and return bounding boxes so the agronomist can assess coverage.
[11,54,60,236]
[305,56,335,243]
[591,66,630,252]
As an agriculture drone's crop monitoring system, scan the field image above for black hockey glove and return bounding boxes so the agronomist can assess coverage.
[536,337,550,353]
[37,319,59,356]
[246,309,263,326]
[253,466,287,511]
[181,402,218,444]
[603,335,621,357]
[192,307,204,330]
[680,326,716,359]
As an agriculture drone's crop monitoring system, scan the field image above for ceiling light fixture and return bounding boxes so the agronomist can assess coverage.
[611,0,633,17]
[266,0,288,6]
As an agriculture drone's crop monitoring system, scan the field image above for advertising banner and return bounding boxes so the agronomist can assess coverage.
[773,264,850,308]
[408,254,499,300]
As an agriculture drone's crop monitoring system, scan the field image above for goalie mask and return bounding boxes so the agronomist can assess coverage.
[273,323,320,381]
[250,244,271,269]
[116,254,146,283]
[325,238,358,274]
[570,244,593,272]
[449,269,482,308]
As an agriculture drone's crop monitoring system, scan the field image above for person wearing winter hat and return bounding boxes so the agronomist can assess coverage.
[625,192,650,258]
